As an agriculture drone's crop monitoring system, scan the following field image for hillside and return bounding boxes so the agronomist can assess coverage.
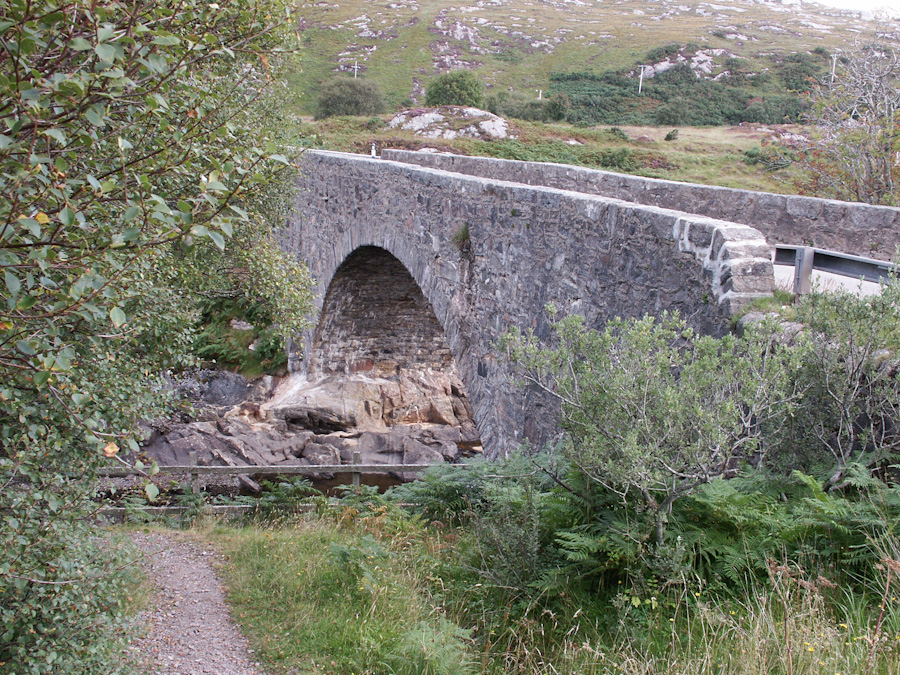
[286,0,899,113]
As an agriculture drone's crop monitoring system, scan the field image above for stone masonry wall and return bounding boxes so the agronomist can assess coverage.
[287,150,775,458]
[382,150,900,259]
[311,246,454,376]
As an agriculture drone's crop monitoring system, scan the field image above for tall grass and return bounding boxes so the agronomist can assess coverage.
[191,504,900,675]
[205,512,473,675]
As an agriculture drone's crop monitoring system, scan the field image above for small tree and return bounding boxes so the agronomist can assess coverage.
[314,78,386,119]
[426,70,483,108]
[0,1,312,671]
[543,92,571,122]
[503,312,789,544]
[774,281,900,487]
[795,42,900,205]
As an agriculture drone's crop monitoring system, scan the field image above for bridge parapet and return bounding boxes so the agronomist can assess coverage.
[382,149,900,260]
[288,150,774,456]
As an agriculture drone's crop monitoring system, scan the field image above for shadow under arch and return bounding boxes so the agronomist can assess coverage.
[308,245,480,441]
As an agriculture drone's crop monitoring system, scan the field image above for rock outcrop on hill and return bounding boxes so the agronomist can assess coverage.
[388,106,513,140]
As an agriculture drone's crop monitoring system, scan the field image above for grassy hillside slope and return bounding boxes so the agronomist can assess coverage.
[287,0,897,113]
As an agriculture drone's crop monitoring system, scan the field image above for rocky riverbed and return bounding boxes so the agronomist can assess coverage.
[129,368,482,487]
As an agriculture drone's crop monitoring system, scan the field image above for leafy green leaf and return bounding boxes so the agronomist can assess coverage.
[144,482,160,501]
[71,393,91,406]
[97,26,115,42]
[94,43,116,62]
[44,128,67,145]
[109,306,127,327]
[209,230,225,250]
[16,340,35,355]
[60,207,76,227]
[85,107,105,127]
[152,35,180,46]
[4,270,20,296]
[68,37,92,51]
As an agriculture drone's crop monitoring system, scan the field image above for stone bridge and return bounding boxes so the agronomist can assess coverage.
[283,149,900,458]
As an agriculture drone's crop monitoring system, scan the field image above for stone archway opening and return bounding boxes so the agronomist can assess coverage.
[272,246,481,467]
[311,246,454,378]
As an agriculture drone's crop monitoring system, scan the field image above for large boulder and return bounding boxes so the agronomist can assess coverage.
[388,106,513,140]
[262,371,477,436]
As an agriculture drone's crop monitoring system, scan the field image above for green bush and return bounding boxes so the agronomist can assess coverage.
[191,297,288,374]
[493,281,900,594]
[426,70,483,108]
[504,312,790,544]
[644,43,683,63]
[485,91,571,122]
[772,282,900,481]
[314,78,385,119]
[0,1,311,671]
[389,461,489,523]
[480,140,635,171]
[543,92,571,121]
[548,54,811,127]
[778,52,826,92]
[485,91,543,120]
[382,619,475,675]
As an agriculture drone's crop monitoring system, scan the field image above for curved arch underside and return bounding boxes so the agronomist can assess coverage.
[309,246,479,436]
[310,246,454,377]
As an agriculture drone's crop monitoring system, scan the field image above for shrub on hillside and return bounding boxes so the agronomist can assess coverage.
[314,78,385,119]
[426,70,483,108]
[485,91,542,120]
[778,52,826,92]
[485,91,570,122]
[548,56,811,127]
[543,92,571,121]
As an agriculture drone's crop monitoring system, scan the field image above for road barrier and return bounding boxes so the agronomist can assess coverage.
[774,245,897,294]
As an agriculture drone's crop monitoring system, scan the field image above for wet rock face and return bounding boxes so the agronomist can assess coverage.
[137,368,481,480]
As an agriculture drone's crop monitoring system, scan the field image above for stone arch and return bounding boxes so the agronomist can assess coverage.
[292,150,777,457]
[308,244,482,443]
[310,246,454,376]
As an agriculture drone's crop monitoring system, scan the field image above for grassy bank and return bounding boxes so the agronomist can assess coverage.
[198,498,900,675]
[299,115,799,194]
[204,510,473,675]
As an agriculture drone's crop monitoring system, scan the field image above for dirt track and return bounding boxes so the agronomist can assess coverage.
[127,532,266,675]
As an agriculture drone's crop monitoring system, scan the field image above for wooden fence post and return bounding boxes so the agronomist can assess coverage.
[189,451,199,495]
[352,451,361,493]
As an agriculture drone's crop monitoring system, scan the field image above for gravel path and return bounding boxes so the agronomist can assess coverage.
[128,532,267,675]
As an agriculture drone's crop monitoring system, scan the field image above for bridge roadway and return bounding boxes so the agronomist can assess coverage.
[284,149,900,458]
